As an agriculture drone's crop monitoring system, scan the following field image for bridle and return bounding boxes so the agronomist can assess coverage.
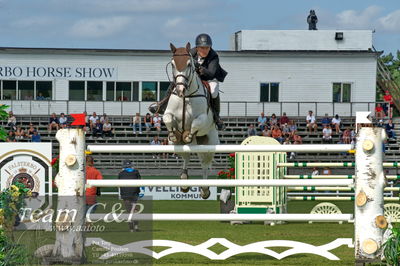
[170,52,210,133]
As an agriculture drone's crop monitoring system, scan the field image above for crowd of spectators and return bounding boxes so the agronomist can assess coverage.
[4,111,41,142]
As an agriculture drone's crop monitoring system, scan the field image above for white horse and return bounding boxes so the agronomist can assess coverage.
[162,43,220,199]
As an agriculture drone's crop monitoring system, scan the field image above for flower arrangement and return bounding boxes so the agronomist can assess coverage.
[383,225,400,265]
[217,153,235,180]
[51,156,60,174]
[0,182,32,234]
[0,104,9,141]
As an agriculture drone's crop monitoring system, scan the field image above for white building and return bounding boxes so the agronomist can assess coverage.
[0,30,377,117]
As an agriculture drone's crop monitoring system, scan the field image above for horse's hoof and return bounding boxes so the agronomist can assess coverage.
[180,170,188,180]
[200,187,210,199]
[182,131,192,144]
[181,187,190,193]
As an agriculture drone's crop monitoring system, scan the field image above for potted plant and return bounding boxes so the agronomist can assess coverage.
[217,153,236,214]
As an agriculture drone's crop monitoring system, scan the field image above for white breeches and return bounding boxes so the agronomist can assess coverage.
[209,80,219,98]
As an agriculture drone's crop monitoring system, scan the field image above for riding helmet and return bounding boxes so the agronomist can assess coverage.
[195,33,212,47]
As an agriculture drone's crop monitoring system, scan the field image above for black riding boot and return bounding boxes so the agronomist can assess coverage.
[148,83,173,115]
[211,95,225,130]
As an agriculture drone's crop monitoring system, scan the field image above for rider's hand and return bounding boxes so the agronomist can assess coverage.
[198,66,206,75]
[194,61,201,71]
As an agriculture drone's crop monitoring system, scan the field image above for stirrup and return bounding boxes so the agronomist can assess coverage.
[148,102,160,114]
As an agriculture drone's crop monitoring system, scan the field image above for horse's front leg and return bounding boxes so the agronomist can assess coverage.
[183,113,208,144]
[179,153,191,193]
[163,112,180,143]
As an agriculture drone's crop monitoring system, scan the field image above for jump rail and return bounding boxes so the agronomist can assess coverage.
[289,196,400,201]
[87,144,352,153]
[87,213,353,222]
[284,175,400,180]
[278,162,400,167]
[86,179,354,188]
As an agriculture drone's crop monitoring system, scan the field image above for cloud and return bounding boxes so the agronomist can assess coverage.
[379,9,400,32]
[68,16,132,38]
[336,5,382,29]
[11,16,55,28]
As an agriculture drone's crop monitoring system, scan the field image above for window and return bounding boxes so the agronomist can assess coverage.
[142,81,157,101]
[87,81,103,101]
[106,81,139,101]
[36,81,52,100]
[2,80,17,100]
[333,83,351,103]
[260,82,279,102]
[160,82,170,100]
[69,81,85,101]
[116,82,131,101]
[18,81,34,100]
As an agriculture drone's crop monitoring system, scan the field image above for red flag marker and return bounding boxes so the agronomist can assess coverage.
[70,113,86,126]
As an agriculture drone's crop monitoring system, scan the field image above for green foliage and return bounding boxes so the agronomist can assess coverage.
[383,225,400,266]
[381,51,400,87]
[0,105,8,141]
[0,227,27,266]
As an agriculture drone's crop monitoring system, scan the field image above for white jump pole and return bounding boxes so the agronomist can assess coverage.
[285,175,400,180]
[87,144,352,153]
[86,179,354,188]
[87,213,353,222]
[278,162,400,168]
[289,196,399,201]
[289,187,400,192]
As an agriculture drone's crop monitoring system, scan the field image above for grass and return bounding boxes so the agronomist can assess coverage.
[13,176,365,265]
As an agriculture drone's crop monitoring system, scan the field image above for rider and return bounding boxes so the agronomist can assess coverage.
[149,33,227,130]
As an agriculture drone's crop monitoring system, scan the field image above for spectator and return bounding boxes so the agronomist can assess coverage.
[321,113,331,127]
[386,119,396,140]
[15,126,26,140]
[383,90,393,118]
[271,125,284,143]
[283,138,296,159]
[153,113,162,133]
[257,112,268,131]
[27,123,36,137]
[279,112,289,125]
[342,128,351,144]
[6,131,16,142]
[102,119,113,138]
[261,127,271,137]
[331,114,341,134]
[89,112,99,131]
[48,113,59,132]
[350,128,356,142]
[144,113,152,132]
[36,92,45,100]
[162,138,169,159]
[7,111,16,131]
[133,113,143,134]
[293,133,303,144]
[281,123,290,139]
[288,120,297,138]
[375,103,385,119]
[100,113,108,124]
[322,167,332,175]
[59,113,68,128]
[85,156,103,214]
[306,110,317,132]
[322,125,332,143]
[311,167,319,176]
[269,113,278,127]
[150,136,161,159]
[118,160,141,232]
[92,120,103,139]
[31,130,41,142]
[247,124,256,137]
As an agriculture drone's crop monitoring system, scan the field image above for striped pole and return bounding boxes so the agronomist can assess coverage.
[289,196,400,201]
[278,162,400,168]
[288,187,400,192]
[87,213,353,222]
[86,179,354,188]
[284,175,400,180]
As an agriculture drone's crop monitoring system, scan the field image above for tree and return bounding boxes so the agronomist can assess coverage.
[0,104,8,141]
[380,50,400,86]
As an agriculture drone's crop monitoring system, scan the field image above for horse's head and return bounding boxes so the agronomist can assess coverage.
[170,42,193,97]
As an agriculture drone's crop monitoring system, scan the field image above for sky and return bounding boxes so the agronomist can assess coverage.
[0,0,399,55]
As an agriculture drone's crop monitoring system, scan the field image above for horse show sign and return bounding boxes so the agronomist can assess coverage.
[140,186,217,200]
[0,143,52,204]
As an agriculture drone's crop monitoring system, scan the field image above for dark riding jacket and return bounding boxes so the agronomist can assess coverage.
[190,48,228,82]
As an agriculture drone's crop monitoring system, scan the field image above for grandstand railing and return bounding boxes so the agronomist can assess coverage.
[0,100,387,117]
